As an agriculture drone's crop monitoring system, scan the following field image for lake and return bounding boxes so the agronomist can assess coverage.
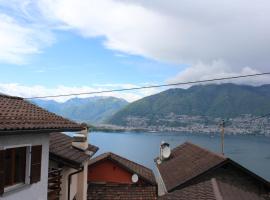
[87,131,270,181]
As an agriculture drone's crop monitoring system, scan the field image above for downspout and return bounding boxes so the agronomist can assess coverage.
[68,166,84,200]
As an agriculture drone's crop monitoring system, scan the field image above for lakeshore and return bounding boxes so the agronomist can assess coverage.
[88,131,270,181]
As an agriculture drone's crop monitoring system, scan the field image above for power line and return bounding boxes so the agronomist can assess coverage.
[24,72,270,99]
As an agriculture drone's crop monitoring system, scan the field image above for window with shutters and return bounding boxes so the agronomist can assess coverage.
[4,147,27,188]
[0,145,42,195]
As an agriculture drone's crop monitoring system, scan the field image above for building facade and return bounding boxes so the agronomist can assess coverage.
[0,94,83,200]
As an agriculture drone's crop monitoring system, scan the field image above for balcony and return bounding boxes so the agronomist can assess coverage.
[48,168,62,200]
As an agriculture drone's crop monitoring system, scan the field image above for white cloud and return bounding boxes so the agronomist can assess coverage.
[36,0,270,84]
[38,0,270,67]
[168,60,270,87]
[0,83,160,102]
[0,14,53,64]
[1,0,270,84]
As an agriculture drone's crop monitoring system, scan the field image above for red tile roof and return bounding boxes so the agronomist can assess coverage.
[0,94,83,134]
[156,142,226,192]
[87,183,157,200]
[158,178,267,200]
[49,132,98,169]
[89,152,156,185]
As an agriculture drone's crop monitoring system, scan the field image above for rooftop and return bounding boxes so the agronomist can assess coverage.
[158,178,267,200]
[0,94,84,134]
[49,132,98,169]
[89,152,156,185]
[156,142,226,192]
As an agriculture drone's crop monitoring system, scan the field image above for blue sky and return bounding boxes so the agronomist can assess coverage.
[0,0,269,101]
[0,31,183,87]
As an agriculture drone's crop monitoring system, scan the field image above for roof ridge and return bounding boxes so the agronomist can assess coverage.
[184,141,226,159]
[109,152,154,172]
[0,93,23,100]
[89,152,156,185]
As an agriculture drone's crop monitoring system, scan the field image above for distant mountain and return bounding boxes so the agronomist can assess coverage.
[108,84,270,126]
[32,96,128,124]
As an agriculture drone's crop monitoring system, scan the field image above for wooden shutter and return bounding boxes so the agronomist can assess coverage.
[0,149,5,195]
[30,145,42,184]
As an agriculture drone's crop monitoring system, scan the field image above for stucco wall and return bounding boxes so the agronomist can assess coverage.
[0,133,49,200]
[58,167,78,200]
[50,161,88,200]
[77,161,88,200]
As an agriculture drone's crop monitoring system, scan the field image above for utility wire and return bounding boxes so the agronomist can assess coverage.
[24,72,270,99]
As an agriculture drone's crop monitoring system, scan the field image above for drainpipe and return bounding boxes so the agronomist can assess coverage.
[68,167,84,200]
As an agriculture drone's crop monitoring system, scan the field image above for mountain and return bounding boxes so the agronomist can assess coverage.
[32,96,129,124]
[108,84,270,126]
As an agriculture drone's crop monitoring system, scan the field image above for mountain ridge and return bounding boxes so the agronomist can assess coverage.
[108,83,270,126]
[32,96,128,124]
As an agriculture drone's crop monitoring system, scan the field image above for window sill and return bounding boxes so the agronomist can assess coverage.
[3,183,30,197]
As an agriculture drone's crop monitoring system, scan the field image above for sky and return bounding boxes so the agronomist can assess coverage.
[0,0,269,102]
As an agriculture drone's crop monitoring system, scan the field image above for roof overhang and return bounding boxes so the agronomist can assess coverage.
[0,127,83,136]
[49,153,87,170]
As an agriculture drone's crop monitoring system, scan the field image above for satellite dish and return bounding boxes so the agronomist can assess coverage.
[131,174,139,183]
[162,145,171,159]
[160,141,171,160]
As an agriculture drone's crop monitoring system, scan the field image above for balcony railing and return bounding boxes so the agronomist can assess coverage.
[48,168,62,200]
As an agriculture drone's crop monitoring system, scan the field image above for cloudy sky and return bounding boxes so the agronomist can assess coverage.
[0,0,269,102]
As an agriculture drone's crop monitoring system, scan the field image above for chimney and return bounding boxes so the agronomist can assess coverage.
[72,124,89,151]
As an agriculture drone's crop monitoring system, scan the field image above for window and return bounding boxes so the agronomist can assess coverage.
[4,147,26,188]
[0,145,42,195]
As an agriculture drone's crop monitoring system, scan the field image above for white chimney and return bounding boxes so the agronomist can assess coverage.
[72,125,89,151]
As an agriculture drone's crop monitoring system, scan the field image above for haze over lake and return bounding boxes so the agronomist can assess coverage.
[88,131,270,181]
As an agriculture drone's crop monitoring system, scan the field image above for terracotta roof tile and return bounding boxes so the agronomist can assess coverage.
[49,132,98,168]
[0,94,83,133]
[158,179,216,200]
[158,178,268,200]
[156,142,226,191]
[216,178,267,200]
[89,152,156,185]
[88,183,157,200]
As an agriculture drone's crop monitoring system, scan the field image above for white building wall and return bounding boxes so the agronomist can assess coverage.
[58,167,78,200]
[76,161,88,200]
[54,161,88,200]
[0,133,49,200]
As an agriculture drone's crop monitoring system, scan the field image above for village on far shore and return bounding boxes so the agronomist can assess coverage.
[91,114,270,136]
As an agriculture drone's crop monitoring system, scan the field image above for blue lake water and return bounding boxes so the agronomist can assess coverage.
[87,131,270,181]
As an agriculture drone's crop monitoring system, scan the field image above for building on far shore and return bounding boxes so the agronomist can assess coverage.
[87,152,157,200]
[49,132,99,200]
[155,141,270,200]
[0,94,83,200]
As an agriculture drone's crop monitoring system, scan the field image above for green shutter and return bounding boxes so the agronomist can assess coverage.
[30,145,42,184]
